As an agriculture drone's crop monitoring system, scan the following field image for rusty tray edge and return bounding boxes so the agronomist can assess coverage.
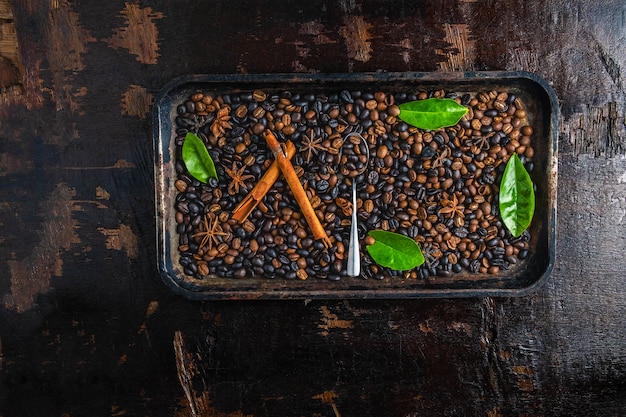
[153,71,558,300]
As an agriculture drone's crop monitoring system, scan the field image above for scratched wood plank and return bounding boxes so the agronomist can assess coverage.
[0,0,23,105]
[1,0,626,416]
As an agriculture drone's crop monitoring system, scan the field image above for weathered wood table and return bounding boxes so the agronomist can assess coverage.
[1,1,625,415]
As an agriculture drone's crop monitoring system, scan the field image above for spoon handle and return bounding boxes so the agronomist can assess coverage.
[347,181,360,277]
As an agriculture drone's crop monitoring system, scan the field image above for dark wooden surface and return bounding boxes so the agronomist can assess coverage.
[1,1,626,416]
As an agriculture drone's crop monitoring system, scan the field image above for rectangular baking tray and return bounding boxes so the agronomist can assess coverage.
[153,71,557,300]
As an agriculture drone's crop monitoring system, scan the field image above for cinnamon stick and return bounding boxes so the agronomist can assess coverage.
[231,140,296,222]
[263,130,331,248]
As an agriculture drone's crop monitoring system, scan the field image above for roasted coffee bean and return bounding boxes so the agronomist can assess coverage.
[252,90,267,102]
[340,90,354,103]
[316,179,330,192]
[174,88,536,281]
[366,170,380,184]
[388,218,400,229]
[422,146,437,158]
[232,268,246,279]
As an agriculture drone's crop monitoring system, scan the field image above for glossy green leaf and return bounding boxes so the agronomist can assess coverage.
[398,98,468,130]
[182,132,218,183]
[499,153,535,237]
[365,230,425,271]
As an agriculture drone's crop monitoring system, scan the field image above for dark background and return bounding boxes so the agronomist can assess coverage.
[1,1,625,416]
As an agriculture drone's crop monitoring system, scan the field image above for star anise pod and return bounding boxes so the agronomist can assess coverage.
[210,106,232,138]
[439,192,465,219]
[431,146,450,168]
[421,242,443,270]
[299,131,326,164]
[472,131,495,151]
[192,213,230,251]
[225,161,254,195]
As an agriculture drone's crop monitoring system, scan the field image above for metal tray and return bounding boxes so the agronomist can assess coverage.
[153,71,557,300]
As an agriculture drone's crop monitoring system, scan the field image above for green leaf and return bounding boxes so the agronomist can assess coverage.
[365,230,425,271]
[499,153,535,237]
[182,132,218,183]
[398,98,468,130]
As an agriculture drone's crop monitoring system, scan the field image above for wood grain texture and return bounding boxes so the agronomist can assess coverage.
[0,0,22,103]
[105,3,163,65]
[1,0,626,416]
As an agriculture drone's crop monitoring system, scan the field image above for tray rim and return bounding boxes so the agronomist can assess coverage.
[153,70,558,300]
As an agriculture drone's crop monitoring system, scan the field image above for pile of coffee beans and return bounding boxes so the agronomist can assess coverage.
[172,88,533,281]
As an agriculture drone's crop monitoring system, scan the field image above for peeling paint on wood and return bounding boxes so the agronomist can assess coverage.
[174,330,211,417]
[512,365,536,376]
[111,405,127,416]
[70,86,88,115]
[499,350,513,361]
[292,19,339,72]
[517,377,535,392]
[437,23,475,72]
[299,20,337,46]
[113,159,136,168]
[339,15,373,63]
[318,306,353,336]
[0,0,26,107]
[399,38,412,65]
[98,224,139,259]
[5,183,79,312]
[45,1,94,112]
[0,0,14,20]
[0,0,23,90]
[0,83,23,106]
[313,391,342,417]
[95,186,110,200]
[487,406,502,417]
[145,300,159,318]
[418,322,433,333]
[105,3,164,65]
[448,321,472,335]
[174,331,251,417]
[121,84,153,119]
